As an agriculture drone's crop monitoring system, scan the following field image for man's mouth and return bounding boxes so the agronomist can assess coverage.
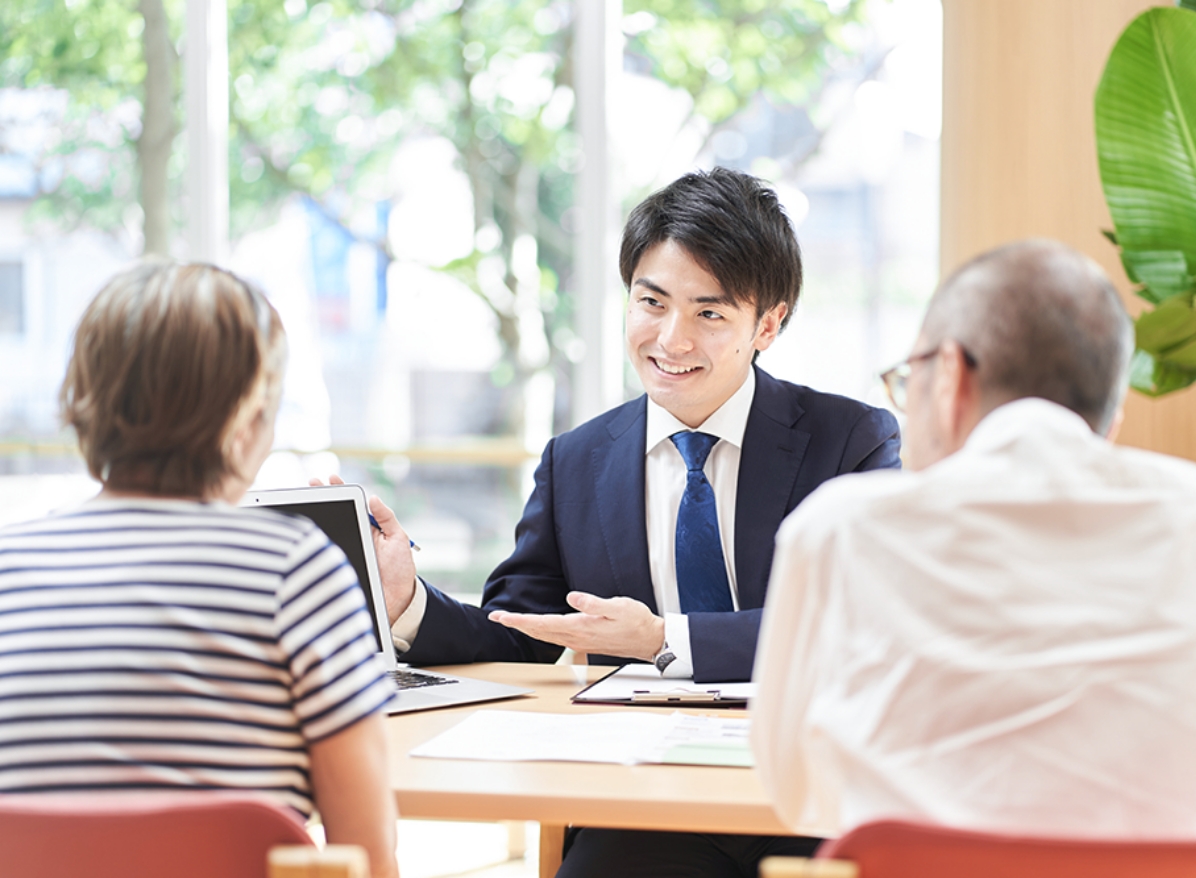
[651,358,701,375]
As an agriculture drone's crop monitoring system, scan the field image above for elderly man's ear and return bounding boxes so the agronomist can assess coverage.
[1105,407,1125,442]
[932,340,983,456]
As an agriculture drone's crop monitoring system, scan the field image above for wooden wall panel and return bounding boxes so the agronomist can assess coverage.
[941,0,1196,459]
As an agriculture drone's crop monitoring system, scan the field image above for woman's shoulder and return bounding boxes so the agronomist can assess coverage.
[0,497,322,559]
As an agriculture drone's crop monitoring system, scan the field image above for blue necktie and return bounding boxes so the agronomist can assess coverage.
[670,431,734,614]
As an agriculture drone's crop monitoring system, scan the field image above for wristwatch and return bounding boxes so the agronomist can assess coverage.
[654,642,676,675]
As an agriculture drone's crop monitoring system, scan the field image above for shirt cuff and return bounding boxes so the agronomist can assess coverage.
[390,576,428,654]
[662,612,694,678]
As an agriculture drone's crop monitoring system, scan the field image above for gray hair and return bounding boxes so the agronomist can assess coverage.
[920,239,1133,434]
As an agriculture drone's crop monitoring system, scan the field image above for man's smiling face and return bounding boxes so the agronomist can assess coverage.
[626,239,786,428]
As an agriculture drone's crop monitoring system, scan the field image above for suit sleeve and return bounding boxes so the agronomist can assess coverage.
[400,440,568,666]
[688,608,763,683]
[842,406,901,473]
[687,403,901,683]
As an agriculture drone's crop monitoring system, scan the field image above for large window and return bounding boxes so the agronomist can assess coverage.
[0,0,940,593]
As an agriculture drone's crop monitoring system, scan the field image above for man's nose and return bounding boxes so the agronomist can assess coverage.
[658,312,694,354]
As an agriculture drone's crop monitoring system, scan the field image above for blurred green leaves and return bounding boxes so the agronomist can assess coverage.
[2,0,876,420]
[623,0,869,123]
[0,0,184,243]
[1095,4,1196,396]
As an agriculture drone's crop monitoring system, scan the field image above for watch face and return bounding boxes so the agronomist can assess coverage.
[655,650,676,673]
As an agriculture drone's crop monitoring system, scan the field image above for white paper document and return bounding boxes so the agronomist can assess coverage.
[409,709,754,768]
[571,663,757,705]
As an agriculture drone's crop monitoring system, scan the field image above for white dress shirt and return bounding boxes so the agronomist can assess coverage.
[392,370,756,668]
[645,367,754,677]
[752,398,1196,840]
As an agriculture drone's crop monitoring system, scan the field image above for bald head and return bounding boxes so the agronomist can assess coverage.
[920,239,1133,435]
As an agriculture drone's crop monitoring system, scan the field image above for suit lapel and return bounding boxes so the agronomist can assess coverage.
[734,368,810,610]
[592,397,657,613]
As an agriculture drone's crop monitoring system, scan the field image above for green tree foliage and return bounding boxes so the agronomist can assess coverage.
[225,0,872,428]
[227,0,580,425]
[1,0,874,429]
[0,0,182,249]
[623,0,868,130]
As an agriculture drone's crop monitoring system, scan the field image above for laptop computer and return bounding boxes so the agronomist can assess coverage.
[241,484,531,714]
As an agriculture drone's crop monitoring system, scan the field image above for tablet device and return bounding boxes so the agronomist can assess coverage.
[241,484,530,714]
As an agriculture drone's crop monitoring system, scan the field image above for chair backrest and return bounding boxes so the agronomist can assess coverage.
[819,819,1196,878]
[0,792,314,878]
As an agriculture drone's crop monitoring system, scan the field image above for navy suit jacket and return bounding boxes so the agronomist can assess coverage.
[402,366,900,681]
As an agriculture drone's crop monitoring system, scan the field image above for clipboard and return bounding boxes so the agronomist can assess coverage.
[571,663,755,708]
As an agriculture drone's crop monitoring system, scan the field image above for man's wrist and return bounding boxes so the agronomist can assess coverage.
[645,616,666,662]
[390,576,428,653]
[652,613,673,673]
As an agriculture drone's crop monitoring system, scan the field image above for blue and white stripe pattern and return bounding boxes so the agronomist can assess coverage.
[0,499,394,816]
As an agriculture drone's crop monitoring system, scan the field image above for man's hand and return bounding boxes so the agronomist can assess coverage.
[310,474,417,625]
[488,592,665,662]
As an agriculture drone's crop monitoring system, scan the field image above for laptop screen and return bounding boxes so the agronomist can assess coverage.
[268,499,384,651]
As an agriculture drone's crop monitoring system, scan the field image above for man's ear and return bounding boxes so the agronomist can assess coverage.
[931,340,979,453]
[1105,406,1125,442]
[753,302,787,353]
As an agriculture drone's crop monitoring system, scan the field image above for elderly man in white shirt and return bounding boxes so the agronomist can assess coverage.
[752,238,1196,841]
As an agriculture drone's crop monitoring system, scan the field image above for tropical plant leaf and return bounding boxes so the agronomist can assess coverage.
[1129,349,1157,394]
[1160,335,1196,369]
[1151,360,1196,395]
[1095,8,1196,293]
[1135,293,1196,354]
[1120,249,1195,303]
[1129,349,1196,396]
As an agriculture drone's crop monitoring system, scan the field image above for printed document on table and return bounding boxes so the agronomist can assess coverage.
[571,663,756,706]
[409,709,753,767]
[652,713,754,767]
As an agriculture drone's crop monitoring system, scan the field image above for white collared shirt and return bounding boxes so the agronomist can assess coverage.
[645,367,754,677]
[752,398,1196,839]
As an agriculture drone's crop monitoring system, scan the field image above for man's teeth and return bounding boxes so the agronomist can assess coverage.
[656,361,698,374]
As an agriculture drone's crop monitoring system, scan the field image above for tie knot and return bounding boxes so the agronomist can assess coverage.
[670,431,720,472]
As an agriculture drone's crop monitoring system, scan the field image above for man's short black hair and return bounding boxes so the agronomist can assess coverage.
[619,167,802,330]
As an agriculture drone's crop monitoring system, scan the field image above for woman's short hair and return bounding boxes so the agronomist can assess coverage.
[61,262,286,498]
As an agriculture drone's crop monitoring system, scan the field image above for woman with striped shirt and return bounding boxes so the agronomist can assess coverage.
[0,263,400,878]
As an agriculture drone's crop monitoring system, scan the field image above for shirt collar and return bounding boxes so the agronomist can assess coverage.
[645,367,756,455]
[964,397,1096,454]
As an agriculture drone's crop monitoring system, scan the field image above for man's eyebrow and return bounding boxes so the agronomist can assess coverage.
[632,277,735,306]
[633,277,670,297]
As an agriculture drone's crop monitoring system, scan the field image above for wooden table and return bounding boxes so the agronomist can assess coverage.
[384,663,803,877]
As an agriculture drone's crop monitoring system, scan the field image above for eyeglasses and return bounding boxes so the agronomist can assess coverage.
[880,344,978,412]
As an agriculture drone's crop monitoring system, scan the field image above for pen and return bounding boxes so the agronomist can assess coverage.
[369,513,421,552]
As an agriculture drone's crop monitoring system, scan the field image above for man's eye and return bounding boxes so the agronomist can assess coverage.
[699,310,722,320]
[640,296,662,308]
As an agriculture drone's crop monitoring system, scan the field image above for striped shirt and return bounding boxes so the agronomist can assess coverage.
[0,498,394,816]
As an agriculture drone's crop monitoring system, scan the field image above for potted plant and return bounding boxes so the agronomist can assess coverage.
[1096,0,1196,395]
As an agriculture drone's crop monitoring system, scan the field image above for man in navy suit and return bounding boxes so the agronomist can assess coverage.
[365,168,900,877]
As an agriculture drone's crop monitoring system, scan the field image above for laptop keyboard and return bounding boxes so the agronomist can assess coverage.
[389,669,459,690]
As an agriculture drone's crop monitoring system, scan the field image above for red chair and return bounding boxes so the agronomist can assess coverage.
[0,792,366,878]
[761,819,1196,878]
